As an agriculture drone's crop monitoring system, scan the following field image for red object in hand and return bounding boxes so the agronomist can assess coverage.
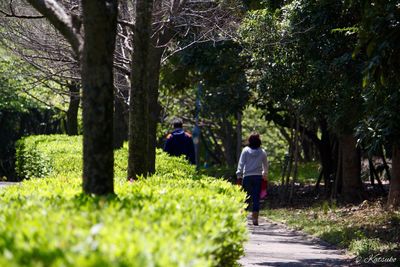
[236,178,243,186]
[260,179,268,199]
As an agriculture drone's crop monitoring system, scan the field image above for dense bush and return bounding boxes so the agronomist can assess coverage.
[3,135,247,266]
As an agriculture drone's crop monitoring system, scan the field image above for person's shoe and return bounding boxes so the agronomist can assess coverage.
[252,212,259,226]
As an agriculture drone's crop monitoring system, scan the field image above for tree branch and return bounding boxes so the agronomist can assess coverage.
[25,0,82,56]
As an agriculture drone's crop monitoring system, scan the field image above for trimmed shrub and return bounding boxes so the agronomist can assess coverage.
[3,134,248,266]
[15,135,82,179]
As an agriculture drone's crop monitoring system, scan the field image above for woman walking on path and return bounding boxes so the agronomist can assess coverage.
[236,133,268,226]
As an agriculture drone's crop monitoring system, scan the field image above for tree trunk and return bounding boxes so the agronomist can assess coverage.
[113,73,129,149]
[81,0,118,195]
[66,82,80,136]
[128,0,154,179]
[339,134,363,202]
[319,119,333,195]
[332,143,342,199]
[147,46,164,174]
[388,143,400,207]
[113,92,129,149]
[236,112,242,162]
[220,117,236,168]
[289,115,300,203]
[113,0,130,150]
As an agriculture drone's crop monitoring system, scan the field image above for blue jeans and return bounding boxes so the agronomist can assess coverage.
[243,175,262,212]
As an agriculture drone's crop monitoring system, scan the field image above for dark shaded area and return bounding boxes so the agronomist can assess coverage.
[0,108,63,181]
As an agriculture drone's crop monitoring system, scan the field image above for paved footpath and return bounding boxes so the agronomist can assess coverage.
[0,182,18,188]
[239,216,356,267]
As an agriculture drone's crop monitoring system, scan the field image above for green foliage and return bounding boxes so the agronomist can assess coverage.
[0,53,65,180]
[356,0,400,88]
[162,41,249,117]
[15,140,52,179]
[159,41,251,166]
[200,160,320,185]
[15,135,81,179]
[8,135,248,266]
[242,106,287,165]
[0,55,39,112]
[354,0,400,148]
[349,238,386,258]
[239,0,364,134]
[295,162,320,183]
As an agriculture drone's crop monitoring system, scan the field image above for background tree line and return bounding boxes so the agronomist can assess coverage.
[0,0,399,208]
[236,0,399,207]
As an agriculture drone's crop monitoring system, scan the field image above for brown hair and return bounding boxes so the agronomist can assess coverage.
[248,132,261,149]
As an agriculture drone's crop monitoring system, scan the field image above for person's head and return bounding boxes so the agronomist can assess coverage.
[248,132,261,149]
[171,117,183,129]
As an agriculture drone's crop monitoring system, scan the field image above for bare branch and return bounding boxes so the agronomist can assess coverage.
[117,19,135,30]
[25,0,82,56]
[0,0,44,19]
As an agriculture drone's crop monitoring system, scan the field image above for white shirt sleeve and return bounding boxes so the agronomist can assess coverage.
[262,150,269,176]
[236,149,246,178]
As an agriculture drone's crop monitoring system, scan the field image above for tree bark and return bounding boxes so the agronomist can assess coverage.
[319,119,334,195]
[339,134,363,202]
[236,112,242,162]
[66,82,80,136]
[113,0,130,149]
[220,117,236,168]
[388,143,400,207]
[81,0,118,195]
[113,92,129,149]
[27,0,118,195]
[332,143,342,199]
[289,115,300,203]
[128,0,154,179]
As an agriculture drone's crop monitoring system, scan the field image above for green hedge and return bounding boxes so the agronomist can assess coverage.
[2,135,248,266]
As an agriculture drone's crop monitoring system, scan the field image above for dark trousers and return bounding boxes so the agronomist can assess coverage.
[243,175,262,212]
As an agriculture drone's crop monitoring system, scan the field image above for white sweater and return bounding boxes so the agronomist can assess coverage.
[236,147,268,178]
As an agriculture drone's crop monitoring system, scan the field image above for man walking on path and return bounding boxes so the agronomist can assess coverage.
[164,118,196,165]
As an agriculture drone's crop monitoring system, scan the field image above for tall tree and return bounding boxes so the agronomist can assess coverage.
[126,0,244,177]
[239,0,364,201]
[355,0,400,207]
[26,0,118,195]
[128,0,154,179]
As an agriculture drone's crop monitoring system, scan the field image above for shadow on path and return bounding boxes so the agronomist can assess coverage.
[238,217,357,267]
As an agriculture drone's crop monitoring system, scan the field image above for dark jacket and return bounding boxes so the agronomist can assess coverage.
[164,128,196,164]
